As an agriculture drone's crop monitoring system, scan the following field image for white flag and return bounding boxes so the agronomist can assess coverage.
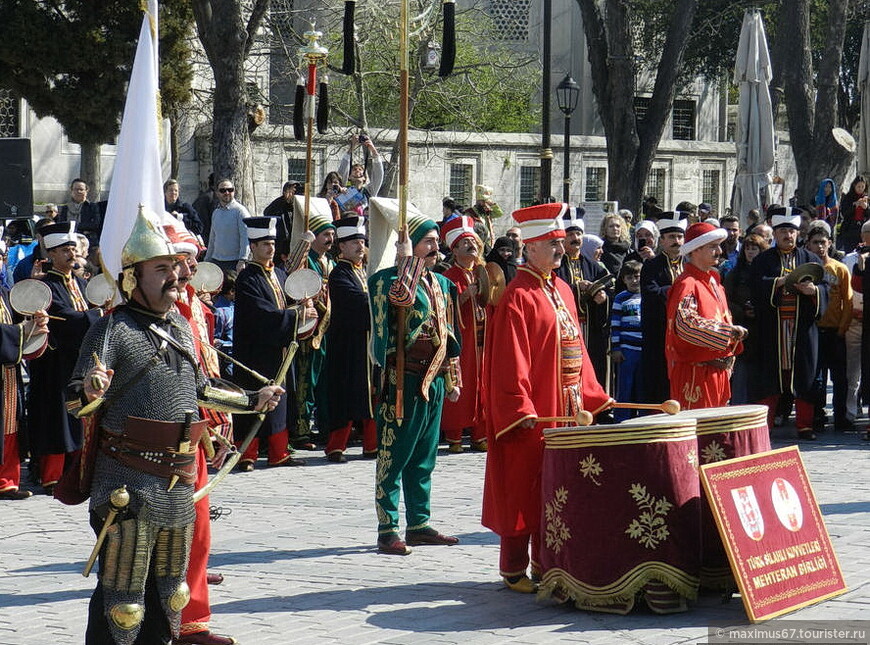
[99,0,164,295]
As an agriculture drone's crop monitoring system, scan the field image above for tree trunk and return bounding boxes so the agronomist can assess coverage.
[79,142,102,199]
[212,67,255,211]
[576,0,698,216]
[772,0,852,206]
[169,111,179,180]
[192,0,268,213]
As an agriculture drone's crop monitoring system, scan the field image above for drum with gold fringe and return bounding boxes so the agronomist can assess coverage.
[538,416,700,615]
[648,404,771,590]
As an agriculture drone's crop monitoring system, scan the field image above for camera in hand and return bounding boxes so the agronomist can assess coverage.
[857,244,870,255]
[358,133,369,144]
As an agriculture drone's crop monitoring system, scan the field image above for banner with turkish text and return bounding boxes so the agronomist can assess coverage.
[700,446,846,622]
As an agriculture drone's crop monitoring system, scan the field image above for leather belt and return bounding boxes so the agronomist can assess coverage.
[100,416,208,484]
[694,356,735,370]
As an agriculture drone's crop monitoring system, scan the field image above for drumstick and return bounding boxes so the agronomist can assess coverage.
[610,399,681,415]
[535,410,594,426]
[20,310,64,321]
[22,311,60,345]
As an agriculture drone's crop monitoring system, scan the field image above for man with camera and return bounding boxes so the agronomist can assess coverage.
[263,181,302,255]
[337,134,383,209]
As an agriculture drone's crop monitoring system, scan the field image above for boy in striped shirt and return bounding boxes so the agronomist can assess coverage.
[611,260,643,420]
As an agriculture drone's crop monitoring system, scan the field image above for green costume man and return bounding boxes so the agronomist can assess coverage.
[368,214,463,555]
[294,215,336,448]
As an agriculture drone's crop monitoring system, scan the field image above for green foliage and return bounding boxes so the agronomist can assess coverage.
[323,6,539,133]
[0,0,194,144]
[0,0,139,145]
[410,34,540,132]
[632,0,867,130]
[160,0,195,116]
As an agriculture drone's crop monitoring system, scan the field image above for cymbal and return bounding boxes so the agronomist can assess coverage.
[484,262,506,306]
[586,273,614,298]
[782,262,824,294]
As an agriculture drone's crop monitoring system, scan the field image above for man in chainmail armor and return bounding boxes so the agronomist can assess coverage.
[67,209,284,645]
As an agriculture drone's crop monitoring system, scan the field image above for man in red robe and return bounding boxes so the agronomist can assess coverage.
[440,215,488,453]
[665,222,747,409]
[482,203,613,594]
[165,218,236,645]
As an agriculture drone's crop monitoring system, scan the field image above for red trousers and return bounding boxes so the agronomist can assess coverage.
[237,429,290,465]
[758,395,814,430]
[40,452,77,487]
[0,433,20,491]
[499,532,541,578]
[181,447,211,635]
[325,419,377,455]
[444,422,486,445]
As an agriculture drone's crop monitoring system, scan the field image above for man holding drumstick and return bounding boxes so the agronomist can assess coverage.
[482,203,612,594]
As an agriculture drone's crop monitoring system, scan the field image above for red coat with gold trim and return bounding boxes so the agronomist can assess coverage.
[482,265,612,537]
[665,262,740,408]
[440,264,484,433]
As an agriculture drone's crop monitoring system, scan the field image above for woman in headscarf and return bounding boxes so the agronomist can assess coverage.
[814,178,839,229]
[484,236,519,285]
[838,175,869,252]
[580,234,605,266]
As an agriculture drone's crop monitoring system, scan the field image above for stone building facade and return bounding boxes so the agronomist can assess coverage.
[4,0,800,229]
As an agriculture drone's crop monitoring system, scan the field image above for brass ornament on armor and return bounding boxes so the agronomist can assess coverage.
[169,581,191,612]
[110,603,145,630]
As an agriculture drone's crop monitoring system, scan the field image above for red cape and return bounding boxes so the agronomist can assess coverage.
[440,264,482,432]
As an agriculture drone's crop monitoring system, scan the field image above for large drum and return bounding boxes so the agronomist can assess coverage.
[649,405,771,590]
[539,416,700,615]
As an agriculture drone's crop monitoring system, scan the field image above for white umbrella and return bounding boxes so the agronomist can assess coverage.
[856,22,870,176]
[730,9,775,223]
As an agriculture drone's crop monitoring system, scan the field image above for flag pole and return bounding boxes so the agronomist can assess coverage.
[394,0,410,420]
[298,25,328,233]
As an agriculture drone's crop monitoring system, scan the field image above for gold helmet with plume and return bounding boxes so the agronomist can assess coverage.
[119,205,181,296]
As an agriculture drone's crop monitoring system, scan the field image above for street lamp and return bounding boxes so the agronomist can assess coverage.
[556,74,580,204]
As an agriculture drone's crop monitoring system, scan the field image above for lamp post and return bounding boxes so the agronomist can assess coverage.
[556,74,580,204]
[540,0,553,203]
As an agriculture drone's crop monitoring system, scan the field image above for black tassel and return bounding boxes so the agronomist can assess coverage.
[342,0,356,75]
[317,77,329,134]
[293,78,305,141]
[438,0,456,78]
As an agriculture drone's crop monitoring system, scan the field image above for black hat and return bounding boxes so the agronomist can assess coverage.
[245,217,277,241]
[43,221,78,249]
[768,206,802,230]
[335,216,367,242]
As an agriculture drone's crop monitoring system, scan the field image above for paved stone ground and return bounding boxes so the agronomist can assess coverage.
[0,425,867,645]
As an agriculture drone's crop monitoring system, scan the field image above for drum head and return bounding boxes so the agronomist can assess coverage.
[297,316,318,336]
[647,404,769,436]
[190,261,224,294]
[544,415,697,446]
[85,273,116,306]
[9,279,51,314]
[22,332,45,356]
[649,404,768,422]
[284,268,322,301]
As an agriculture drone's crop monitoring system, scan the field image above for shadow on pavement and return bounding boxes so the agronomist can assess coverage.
[0,588,91,607]
[211,581,748,633]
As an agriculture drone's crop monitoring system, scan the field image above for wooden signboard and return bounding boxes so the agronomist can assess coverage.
[700,446,847,622]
